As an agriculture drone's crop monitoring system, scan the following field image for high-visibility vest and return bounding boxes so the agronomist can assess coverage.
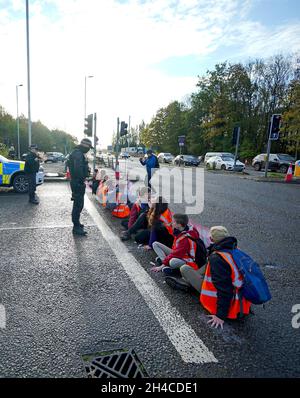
[159,209,173,235]
[200,251,251,319]
[173,233,198,270]
[112,203,131,218]
[97,183,108,208]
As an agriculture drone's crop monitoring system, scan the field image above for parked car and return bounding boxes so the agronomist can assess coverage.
[252,153,295,173]
[119,152,130,159]
[44,152,58,163]
[206,155,245,172]
[157,152,174,163]
[173,155,200,167]
[204,152,234,165]
[0,154,44,193]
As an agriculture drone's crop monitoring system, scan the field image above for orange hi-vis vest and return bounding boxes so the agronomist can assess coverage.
[98,183,108,208]
[111,191,130,218]
[173,232,198,270]
[200,251,251,319]
[159,209,173,236]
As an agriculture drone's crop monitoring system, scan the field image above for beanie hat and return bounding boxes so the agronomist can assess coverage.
[210,226,229,243]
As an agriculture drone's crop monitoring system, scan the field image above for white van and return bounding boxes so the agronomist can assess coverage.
[204,152,234,165]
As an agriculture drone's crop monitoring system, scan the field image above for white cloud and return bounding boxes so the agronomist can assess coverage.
[0,0,299,148]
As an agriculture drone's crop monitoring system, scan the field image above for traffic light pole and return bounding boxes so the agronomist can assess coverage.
[233,127,240,169]
[264,116,274,178]
[93,113,97,173]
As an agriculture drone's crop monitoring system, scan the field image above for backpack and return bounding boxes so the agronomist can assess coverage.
[187,236,207,268]
[222,248,272,305]
[154,155,160,169]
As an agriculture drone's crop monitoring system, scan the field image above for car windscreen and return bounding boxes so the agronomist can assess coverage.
[277,154,294,161]
[221,156,234,161]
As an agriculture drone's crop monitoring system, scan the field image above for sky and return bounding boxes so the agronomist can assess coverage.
[0,0,300,149]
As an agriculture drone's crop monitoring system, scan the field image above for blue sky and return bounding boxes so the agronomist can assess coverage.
[0,0,299,147]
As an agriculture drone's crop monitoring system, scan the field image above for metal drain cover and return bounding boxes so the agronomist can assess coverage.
[82,349,149,378]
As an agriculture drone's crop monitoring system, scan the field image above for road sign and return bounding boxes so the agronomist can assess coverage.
[178,135,185,146]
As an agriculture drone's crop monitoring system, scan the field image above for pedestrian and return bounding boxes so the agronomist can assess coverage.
[151,213,200,276]
[166,225,252,329]
[8,145,16,159]
[68,138,93,236]
[139,149,159,190]
[24,144,40,205]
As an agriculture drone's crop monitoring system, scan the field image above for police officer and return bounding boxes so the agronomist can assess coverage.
[68,138,93,236]
[24,144,40,204]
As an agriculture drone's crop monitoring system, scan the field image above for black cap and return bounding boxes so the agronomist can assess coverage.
[80,138,94,149]
[146,149,153,155]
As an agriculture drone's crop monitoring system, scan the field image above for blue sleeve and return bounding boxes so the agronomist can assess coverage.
[140,159,146,166]
[149,229,158,248]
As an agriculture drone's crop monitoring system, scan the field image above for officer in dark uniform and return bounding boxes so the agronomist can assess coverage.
[68,138,93,236]
[24,144,40,204]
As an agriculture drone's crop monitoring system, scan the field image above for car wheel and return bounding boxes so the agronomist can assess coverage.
[279,165,288,174]
[13,174,29,193]
[254,163,261,171]
[221,164,226,171]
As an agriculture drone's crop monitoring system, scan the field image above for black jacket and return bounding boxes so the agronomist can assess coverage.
[208,237,238,320]
[24,151,40,174]
[68,147,89,181]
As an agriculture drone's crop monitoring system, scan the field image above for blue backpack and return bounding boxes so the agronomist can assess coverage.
[222,248,272,305]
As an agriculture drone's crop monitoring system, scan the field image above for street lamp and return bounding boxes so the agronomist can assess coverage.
[16,84,23,159]
[26,0,32,147]
[84,75,94,125]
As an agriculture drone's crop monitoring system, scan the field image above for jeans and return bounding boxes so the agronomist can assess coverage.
[152,241,186,268]
[70,180,86,227]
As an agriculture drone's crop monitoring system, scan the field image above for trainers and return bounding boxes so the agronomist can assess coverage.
[121,232,131,241]
[29,198,39,205]
[155,257,163,266]
[162,266,181,276]
[165,276,191,292]
[72,226,87,236]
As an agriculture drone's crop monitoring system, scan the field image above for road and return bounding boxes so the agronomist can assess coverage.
[0,161,299,378]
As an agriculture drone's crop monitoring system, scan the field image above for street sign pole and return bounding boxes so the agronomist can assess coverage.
[234,127,241,169]
[264,116,275,178]
[93,113,97,173]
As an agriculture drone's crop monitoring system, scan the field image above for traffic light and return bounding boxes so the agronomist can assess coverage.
[84,114,93,137]
[120,121,128,137]
[232,126,239,145]
[270,114,282,140]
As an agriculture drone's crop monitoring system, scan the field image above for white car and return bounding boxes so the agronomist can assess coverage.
[206,155,245,172]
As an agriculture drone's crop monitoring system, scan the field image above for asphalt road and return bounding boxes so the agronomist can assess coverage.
[0,163,299,378]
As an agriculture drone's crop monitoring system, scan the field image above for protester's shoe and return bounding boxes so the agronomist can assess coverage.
[79,223,84,228]
[165,276,191,292]
[72,226,87,236]
[29,198,39,205]
[162,266,181,276]
[155,257,163,266]
[121,232,131,241]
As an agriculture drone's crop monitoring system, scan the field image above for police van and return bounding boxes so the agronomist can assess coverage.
[0,155,44,193]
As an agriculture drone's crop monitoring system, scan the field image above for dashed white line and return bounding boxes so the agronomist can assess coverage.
[0,304,6,329]
[84,195,217,364]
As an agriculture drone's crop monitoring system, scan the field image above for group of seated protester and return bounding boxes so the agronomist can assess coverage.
[93,171,253,330]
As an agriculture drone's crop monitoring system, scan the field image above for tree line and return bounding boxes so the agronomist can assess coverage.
[0,105,77,157]
[133,54,300,160]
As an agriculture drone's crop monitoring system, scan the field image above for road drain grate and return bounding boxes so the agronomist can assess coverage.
[82,349,149,378]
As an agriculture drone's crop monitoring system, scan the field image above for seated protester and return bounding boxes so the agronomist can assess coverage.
[91,168,99,195]
[166,226,252,330]
[151,213,199,276]
[137,196,174,249]
[96,176,110,207]
[121,186,150,230]
[105,180,120,211]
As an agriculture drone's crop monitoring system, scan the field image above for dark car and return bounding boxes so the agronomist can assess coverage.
[173,155,200,167]
[252,153,295,173]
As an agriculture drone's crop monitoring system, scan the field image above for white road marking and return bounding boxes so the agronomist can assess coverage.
[0,304,6,329]
[84,196,217,364]
[0,224,96,231]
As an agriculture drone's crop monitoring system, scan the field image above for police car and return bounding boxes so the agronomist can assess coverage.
[0,155,44,193]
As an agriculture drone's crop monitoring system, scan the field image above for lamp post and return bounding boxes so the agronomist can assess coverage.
[26,0,32,146]
[84,75,94,128]
[16,84,23,159]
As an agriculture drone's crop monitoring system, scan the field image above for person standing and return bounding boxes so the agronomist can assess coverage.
[24,144,40,204]
[68,138,93,236]
[139,149,159,190]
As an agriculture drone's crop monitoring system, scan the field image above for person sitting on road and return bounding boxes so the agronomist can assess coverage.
[121,196,173,249]
[121,186,150,230]
[151,213,200,276]
[166,226,252,329]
